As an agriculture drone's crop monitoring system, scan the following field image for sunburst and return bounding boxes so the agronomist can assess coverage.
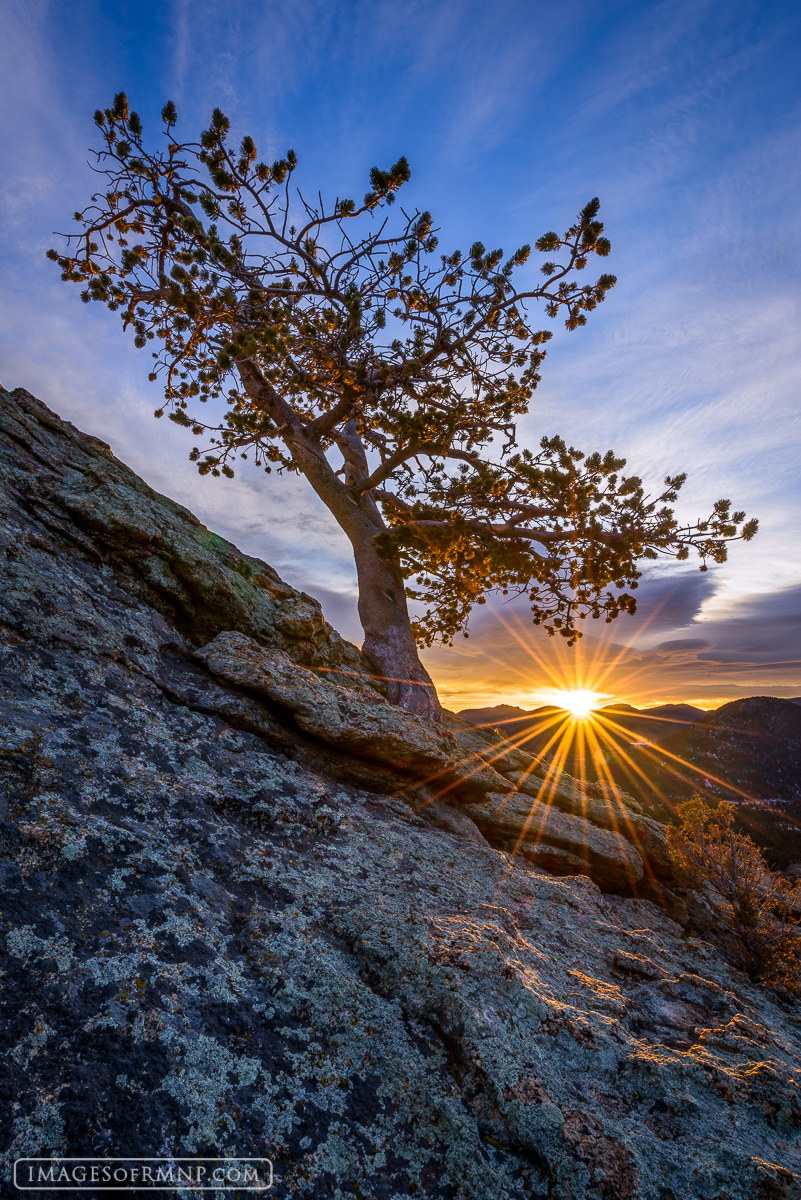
[412,610,793,880]
[379,607,793,882]
[549,689,603,719]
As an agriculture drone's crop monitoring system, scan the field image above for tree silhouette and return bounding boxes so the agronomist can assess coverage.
[50,94,757,718]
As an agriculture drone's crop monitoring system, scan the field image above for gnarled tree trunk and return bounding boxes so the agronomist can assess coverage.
[239,368,441,720]
[333,419,440,719]
[348,519,440,719]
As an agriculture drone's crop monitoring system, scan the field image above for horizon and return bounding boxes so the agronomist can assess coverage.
[452,693,801,715]
[2,0,800,711]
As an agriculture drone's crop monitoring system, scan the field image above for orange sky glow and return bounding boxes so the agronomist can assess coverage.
[420,603,801,714]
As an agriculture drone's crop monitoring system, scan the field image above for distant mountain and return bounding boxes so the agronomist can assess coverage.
[621,697,801,869]
[457,701,707,748]
[627,697,801,804]
[459,696,801,868]
[458,704,535,727]
[456,701,709,802]
[597,703,707,742]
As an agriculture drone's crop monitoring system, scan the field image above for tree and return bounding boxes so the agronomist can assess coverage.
[667,797,801,992]
[50,94,758,719]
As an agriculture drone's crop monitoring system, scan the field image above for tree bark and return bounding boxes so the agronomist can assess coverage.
[332,419,441,720]
[348,521,441,720]
[237,366,441,719]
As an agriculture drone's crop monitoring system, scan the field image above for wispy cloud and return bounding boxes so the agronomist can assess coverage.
[421,572,801,711]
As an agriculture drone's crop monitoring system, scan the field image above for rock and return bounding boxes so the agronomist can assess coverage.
[639,878,690,925]
[589,778,644,814]
[514,842,596,878]
[196,631,512,801]
[196,630,457,769]
[2,387,801,1198]
[612,948,669,980]
[444,713,672,889]
[461,792,645,893]
[507,769,673,880]
[0,387,367,677]
[443,710,547,777]
[412,797,488,843]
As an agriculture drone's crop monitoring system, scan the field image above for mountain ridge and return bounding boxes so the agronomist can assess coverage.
[457,700,709,746]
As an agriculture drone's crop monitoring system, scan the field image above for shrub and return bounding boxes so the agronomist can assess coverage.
[666,796,801,993]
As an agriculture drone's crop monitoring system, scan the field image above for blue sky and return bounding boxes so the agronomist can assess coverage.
[2,0,800,709]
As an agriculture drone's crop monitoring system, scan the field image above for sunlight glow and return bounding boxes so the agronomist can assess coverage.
[415,612,784,881]
[551,689,603,719]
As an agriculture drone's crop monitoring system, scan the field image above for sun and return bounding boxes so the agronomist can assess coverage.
[553,689,602,719]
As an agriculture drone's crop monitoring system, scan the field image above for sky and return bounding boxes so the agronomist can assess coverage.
[1,0,800,712]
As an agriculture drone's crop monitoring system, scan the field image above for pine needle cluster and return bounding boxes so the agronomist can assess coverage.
[49,94,758,650]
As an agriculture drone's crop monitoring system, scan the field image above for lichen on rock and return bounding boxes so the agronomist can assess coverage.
[1,386,801,1198]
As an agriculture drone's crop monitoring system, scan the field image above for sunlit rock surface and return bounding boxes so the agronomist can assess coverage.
[2,387,801,1198]
[460,792,645,892]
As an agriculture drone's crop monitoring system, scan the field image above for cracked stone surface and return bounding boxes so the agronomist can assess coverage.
[2,386,801,1199]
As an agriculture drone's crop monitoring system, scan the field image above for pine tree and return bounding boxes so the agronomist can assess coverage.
[667,797,801,992]
[49,95,758,718]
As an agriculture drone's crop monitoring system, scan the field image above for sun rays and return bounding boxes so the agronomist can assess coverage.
[407,608,797,884]
[333,609,794,885]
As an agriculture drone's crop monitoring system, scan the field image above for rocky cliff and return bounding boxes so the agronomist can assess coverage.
[2,386,801,1198]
